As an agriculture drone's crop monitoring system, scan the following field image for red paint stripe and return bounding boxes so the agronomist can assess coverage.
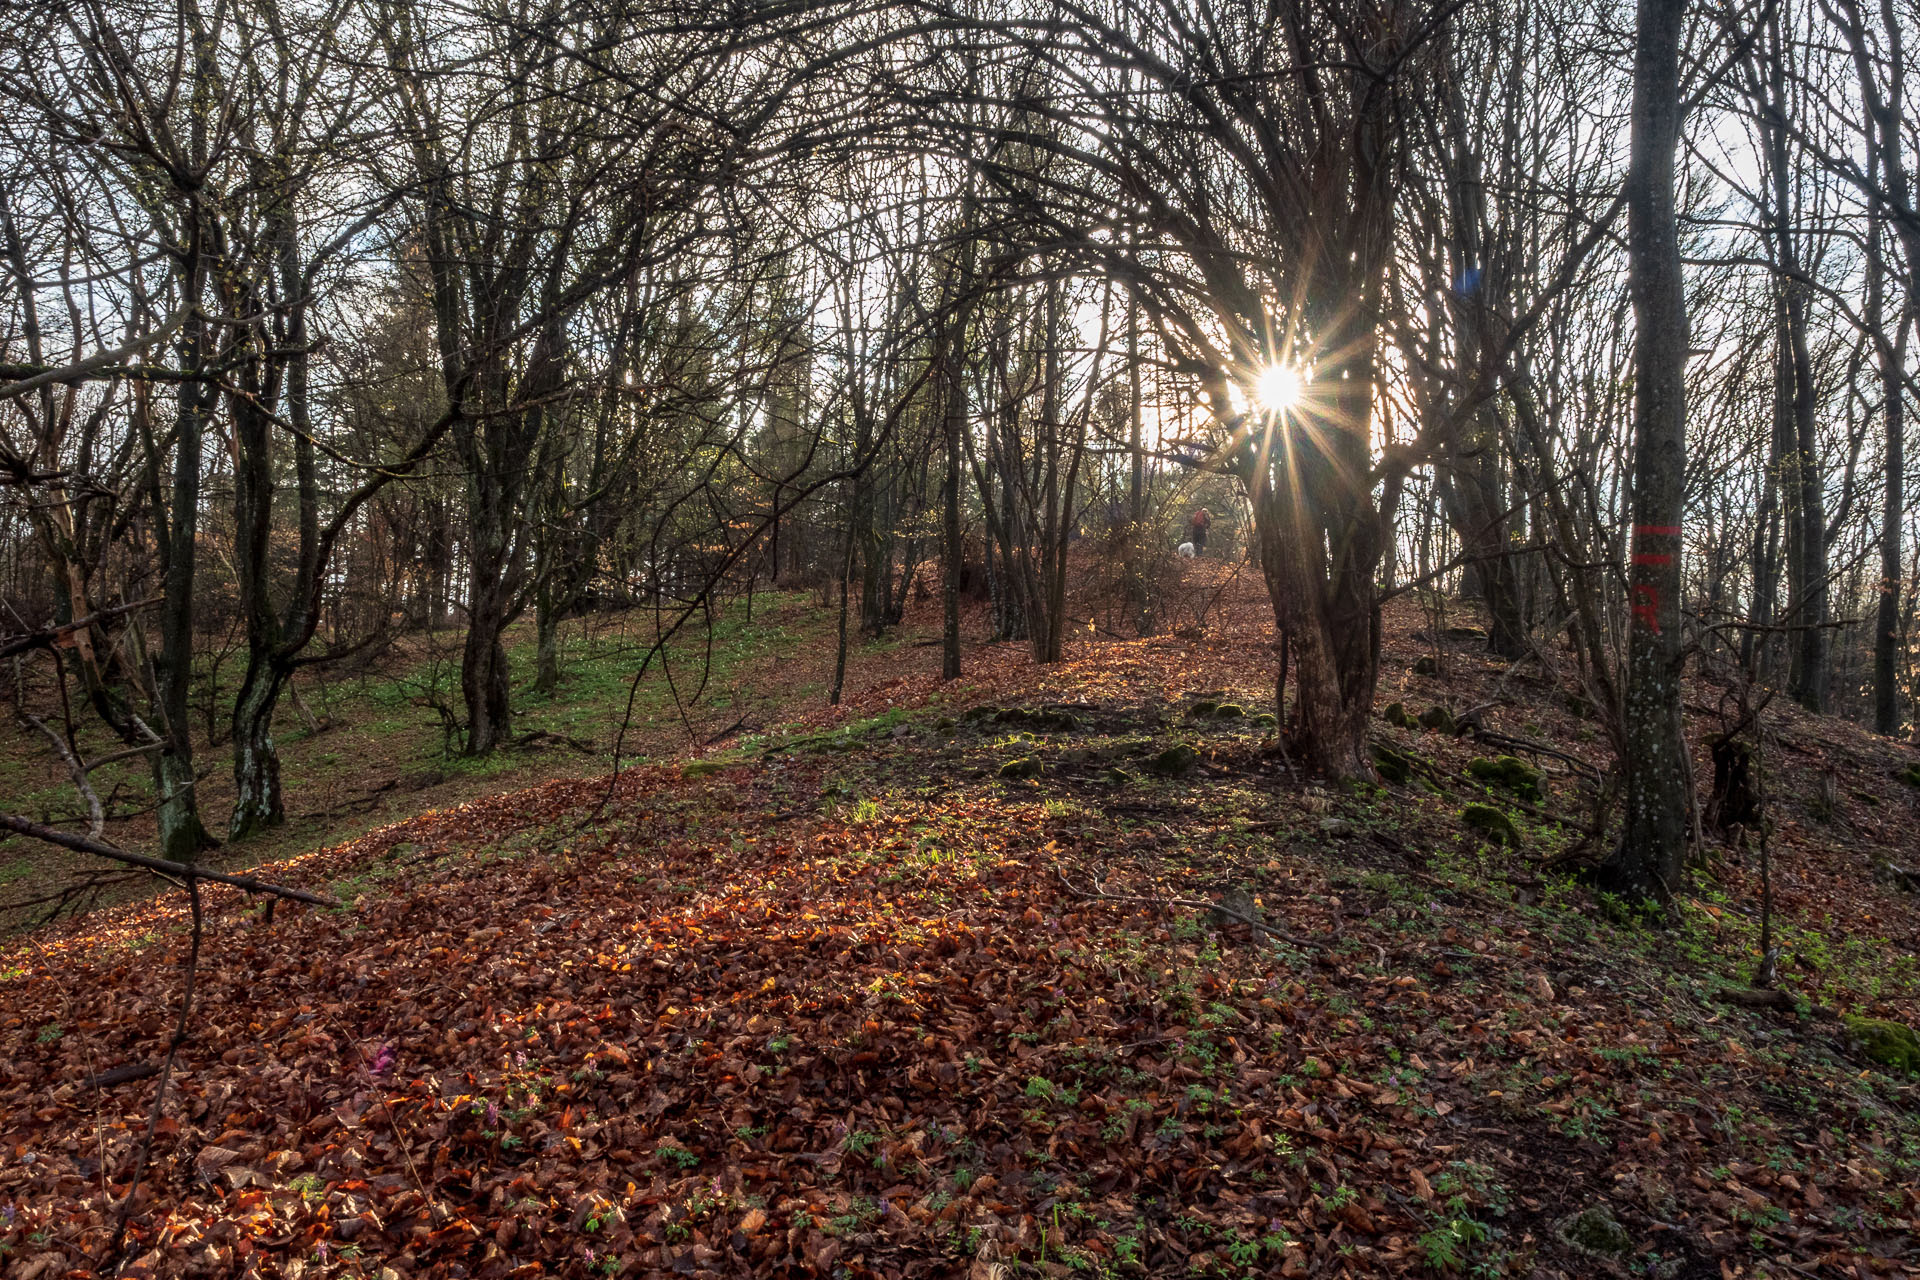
[1633,524,1682,536]
[1632,553,1673,566]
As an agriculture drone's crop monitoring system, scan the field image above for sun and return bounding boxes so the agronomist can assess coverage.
[1253,364,1303,414]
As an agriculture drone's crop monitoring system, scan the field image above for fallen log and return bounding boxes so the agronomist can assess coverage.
[0,812,339,908]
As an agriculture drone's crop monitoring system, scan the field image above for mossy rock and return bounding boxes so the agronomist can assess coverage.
[680,760,729,779]
[962,705,1001,724]
[1187,698,1220,719]
[1467,755,1542,803]
[935,716,957,733]
[1897,763,1920,788]
[1212,702,1246,719]
[1102,766,1136,785]
[1557,1204,1632,1257]
[1845,1017,1920,1073]
[1371,742,1417,785]
[999,756,1044,781]
[1252,713,1278,728]
[1381,701,1419,730]
[1461,803,1520,847]
[1417,705,1457,734]
[1445,625,1487,641]
[1413,655,1441,676]
[1148,743,1200,777]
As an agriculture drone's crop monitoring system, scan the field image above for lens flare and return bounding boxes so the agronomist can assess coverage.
[1254,364,1303,414]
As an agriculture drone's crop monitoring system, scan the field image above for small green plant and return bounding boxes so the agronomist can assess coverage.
[35,1023,61,1045]
[1418,1216,1491,1270]
[656,1141,700,1169]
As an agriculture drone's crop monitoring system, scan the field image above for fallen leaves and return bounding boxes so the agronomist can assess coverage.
[1,583,1918,1278]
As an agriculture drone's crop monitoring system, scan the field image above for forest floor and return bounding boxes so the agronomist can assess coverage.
[3,563,1920,1279]
[0,590,843,922]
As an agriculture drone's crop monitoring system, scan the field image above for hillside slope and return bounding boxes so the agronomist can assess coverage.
[3,577,1918,1279]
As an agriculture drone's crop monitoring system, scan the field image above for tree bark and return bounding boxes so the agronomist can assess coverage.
[151,302,216,864]
[1602,0,1690,904]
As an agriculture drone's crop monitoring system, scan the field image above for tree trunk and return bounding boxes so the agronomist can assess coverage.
[533,588,562,696]
[940,293,969,681]
[463,589,514,756]
[1756,12,1827,712]
[1126,299,1152,636]
[1871,265,1908,736]
[1601,0,1690,904]
[229,661,286,839]
[152,315,216,864]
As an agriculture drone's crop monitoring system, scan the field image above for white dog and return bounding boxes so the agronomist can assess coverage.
[1177,541,1196,558]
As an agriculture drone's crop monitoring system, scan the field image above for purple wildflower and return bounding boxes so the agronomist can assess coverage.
[486,1100,500,1126]
[368,1043,395,1078]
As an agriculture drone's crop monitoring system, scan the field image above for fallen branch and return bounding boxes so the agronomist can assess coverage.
[0,597,162,660]
[83,1062,160,1090]
[103,876,201,1265]
[1053,866,1324,949]
[513,729,598,754]
[21,713,105,839]
[1714,985,1836,1020]
[0,813,339,908]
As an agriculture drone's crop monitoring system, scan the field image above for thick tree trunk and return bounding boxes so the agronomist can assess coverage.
[533,587,562,696]
[1253,481,1378,780]
[463,593,515,756]
[229,661,286,840]
[1602,0,1690,904]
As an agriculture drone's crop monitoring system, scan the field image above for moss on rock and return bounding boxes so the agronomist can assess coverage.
[1461,803,1520,847]
[1371,742,1417,785]
[998,756,1044,780]
[1467,755,1542,802]
[1558,1204,1632,1257]
[1845,1017,1920,1073]
[1148,743,1200,777]
[1418,705,1457,734]
[1381,701,1419,730]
